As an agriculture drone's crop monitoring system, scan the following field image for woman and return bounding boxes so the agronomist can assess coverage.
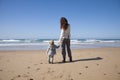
[59,17,72,62]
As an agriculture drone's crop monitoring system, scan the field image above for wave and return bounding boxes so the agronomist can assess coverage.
[0,39,21,42]
[0,39,120,50]
[0,43,47,46]
[0,39,120,44]
[0,39,31,43]
[71,39,120,44]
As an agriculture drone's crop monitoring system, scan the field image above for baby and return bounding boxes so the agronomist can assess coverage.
[46,40,59,64]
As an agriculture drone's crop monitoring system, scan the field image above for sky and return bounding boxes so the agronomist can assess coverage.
[0,0,120,39]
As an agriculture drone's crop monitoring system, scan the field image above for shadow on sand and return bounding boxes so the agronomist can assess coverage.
[55,57,103,64]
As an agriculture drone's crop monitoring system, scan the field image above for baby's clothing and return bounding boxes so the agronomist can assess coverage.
[47,44,59,57]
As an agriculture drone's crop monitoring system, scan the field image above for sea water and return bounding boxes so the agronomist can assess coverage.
[0,39,120,50]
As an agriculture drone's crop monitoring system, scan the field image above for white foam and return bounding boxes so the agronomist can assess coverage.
[1,39,20,42]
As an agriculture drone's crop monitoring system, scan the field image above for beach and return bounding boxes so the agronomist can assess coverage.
[0,47,120,80]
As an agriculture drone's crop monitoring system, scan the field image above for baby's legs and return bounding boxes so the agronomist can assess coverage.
[48,55,51,63]
[48,55,54,64]
[51,56,54,64]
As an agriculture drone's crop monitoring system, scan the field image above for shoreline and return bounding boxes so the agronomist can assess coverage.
[1,39,120,50]
[0,47,120,80]
[0,47,120,51]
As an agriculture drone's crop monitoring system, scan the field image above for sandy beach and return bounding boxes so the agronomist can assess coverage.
[0,47,120,80]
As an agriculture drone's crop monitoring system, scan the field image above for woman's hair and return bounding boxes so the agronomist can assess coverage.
[60,17,69,30]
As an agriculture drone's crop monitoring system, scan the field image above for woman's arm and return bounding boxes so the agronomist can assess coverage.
[59,29,64,44]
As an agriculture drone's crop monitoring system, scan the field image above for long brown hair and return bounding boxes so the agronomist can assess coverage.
[60,17,69,30]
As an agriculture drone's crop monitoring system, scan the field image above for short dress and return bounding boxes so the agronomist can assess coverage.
[47,45,58,57]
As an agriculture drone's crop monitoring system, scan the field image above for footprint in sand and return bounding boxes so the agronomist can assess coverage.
[118,72,120,75]
[29,78,34,80]
[0,69,3,71]
[47,68,54,73]
[34,64,38,66]
[27,66,31,69]
[85,66,88,68]
[27,72,30,74]
[40,62,43,64]
[79,73,82,75]
[11,75,21,80]
[67,75,74,80]
[52,70,54,73]
[96,64,99,66]
[47,70,54,73]
[36,68,40,71]
[11,74,32,80]
[7,60,10,62]
[59,75,63,78]
[22,74,34,80]
[104,73,106,75]
[17,75,21,77]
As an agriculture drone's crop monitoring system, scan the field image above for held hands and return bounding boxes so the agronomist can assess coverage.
[58,41,62,45]
[56,42,61,48]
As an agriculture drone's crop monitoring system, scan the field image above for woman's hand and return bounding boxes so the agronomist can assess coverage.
[58,41,61,45]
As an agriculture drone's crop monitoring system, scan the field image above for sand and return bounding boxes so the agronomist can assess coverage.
[0,47,120,80]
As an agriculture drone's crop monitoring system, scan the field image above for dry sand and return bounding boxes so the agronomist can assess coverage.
[0,47,120,80]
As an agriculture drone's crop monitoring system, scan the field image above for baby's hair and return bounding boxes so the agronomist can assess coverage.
[49,40,54,45]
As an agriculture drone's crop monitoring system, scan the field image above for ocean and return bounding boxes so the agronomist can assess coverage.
[0,39,120,50]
